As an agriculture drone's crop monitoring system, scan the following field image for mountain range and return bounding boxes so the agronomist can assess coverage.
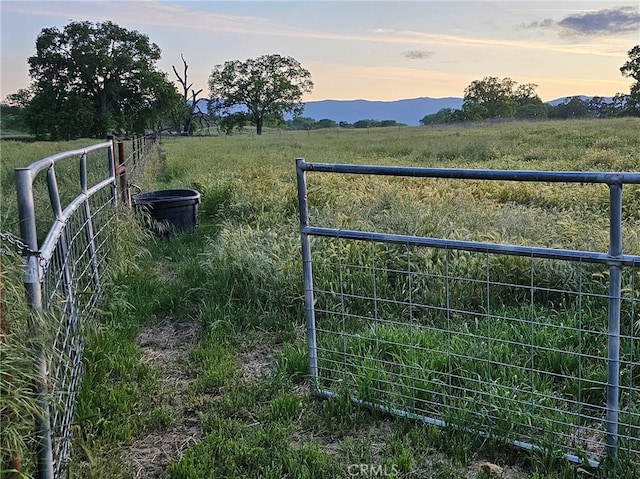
[299,96,613,125]
[198,95,610,126]
[300,97,463,126]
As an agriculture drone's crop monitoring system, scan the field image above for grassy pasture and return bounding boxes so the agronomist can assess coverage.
[157,119,640,477]
[1,118,640,478]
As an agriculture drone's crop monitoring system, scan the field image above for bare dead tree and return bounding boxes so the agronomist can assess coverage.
[172,54,207,135]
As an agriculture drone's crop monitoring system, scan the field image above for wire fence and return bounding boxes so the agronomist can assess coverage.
[4,134,158,478]
[296,159,640,470]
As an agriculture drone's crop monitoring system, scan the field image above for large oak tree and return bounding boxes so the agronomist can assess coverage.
[208,54,313,135]
[463,76,545,120]
[463,76,517,119]
[26,21,181,139]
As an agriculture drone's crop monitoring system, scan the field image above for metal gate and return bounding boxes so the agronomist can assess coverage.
[11,135,157,478]
[296,158,640,468]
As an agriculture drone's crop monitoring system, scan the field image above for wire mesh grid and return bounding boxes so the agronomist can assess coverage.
[308,233,639,467]
[40,186,117,476]
[123,134,157,183]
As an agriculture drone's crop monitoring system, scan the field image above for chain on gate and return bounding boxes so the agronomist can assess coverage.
[0,230,45,289]
[0,230,40,258]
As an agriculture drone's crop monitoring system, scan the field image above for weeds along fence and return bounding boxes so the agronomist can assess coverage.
[1,134,158,478]
[296,159,640,470]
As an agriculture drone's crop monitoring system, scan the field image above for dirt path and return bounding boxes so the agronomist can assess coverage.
[122,317,201,479]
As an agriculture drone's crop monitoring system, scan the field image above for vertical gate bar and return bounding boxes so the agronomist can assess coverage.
[47,166,75,302]
[606,182,622,460]
[14,167,54,479]
[296,158,319,394]
[47,167,63,222]
[80,152,102,297]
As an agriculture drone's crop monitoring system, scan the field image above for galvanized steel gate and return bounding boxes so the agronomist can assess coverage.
[12,135,156,478]
[296,158,640,468]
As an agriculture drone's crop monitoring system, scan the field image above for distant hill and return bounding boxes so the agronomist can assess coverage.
[197,95,615,127]
[546,95,614,107]
[198,97,463,126]
[300,97,463,126]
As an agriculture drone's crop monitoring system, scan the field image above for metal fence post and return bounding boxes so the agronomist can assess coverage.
[115,139,130,207]
[606,182,623,461]
[14,167,54,479]
[132,137,138,167]
[296,158,319,394]
[106,136,117,207]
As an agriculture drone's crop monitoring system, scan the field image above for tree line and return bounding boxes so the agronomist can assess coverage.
[2,21,313,139]
[421,48,640,126]
[286,118,405,130]
[1,20,639,139]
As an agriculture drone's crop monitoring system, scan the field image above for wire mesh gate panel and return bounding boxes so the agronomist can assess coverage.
[296,159,640,469]
[14,139,142,478]
[40,179,116,475]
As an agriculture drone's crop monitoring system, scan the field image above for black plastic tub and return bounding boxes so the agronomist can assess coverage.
[132,188,200,235]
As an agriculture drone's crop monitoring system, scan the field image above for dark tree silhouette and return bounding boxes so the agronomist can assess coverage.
[173,54,208,135]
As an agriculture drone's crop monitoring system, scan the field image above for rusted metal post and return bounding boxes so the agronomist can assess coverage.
[106,136,117,207]
[116,140,130,207]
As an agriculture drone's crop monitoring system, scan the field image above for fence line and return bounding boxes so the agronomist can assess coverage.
[12,134,158,478]
[296,158,640,469]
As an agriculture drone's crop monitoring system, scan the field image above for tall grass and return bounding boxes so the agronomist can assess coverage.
[2,118,639,477]
[1,253,43,476]
[156,118,640,477]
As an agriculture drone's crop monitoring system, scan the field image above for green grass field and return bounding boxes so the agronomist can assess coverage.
[2,118,640,478]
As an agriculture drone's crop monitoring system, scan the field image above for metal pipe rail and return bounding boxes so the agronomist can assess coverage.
[298,160,640,184]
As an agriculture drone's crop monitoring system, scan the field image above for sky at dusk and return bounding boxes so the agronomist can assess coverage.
[0,1,638,103]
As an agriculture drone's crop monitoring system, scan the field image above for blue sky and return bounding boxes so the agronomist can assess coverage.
[1,1,638,102]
